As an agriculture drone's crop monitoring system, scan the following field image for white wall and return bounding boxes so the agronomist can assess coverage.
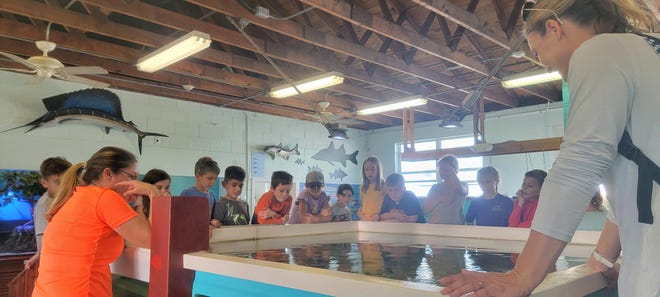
[0,70,566,201]
[365,102,565,197]
[0,71,366,208]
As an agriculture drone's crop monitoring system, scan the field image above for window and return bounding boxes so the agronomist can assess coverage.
[399,141,437,197]
[398,137,483,197]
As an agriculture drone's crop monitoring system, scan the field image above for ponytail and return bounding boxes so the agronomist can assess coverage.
[46,163,85,221]
[524,0,654,35]
[45,146,137,221]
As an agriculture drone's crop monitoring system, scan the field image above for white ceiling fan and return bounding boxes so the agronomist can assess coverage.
[0,40,110,88]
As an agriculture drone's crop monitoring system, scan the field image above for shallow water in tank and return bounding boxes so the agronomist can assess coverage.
[213,233,587,287]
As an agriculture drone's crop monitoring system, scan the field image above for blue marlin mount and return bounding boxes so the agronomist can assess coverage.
[311,142,358,167]
[0,88,167,154]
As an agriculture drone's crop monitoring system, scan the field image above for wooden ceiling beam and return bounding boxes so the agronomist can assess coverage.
[293,0,516,107]
[73,0,454,107]
[505,0,525,38]
[0,19,400,127]
[68,0,417,105]
[400,11,437,62]
[299,0,488,75]
[69,0,467,116]
[409,0,510,49]
[375,0,412,64]
[447,0,480,51]
[208,1,464,88]
[0,37,249,97]
[490,0,509,34]
[192,0,515,110]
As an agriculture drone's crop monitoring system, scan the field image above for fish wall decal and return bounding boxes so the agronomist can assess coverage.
[307,165,323,173]
[264,143,300,160]
[0,88,167,154]
[311,142,358,167]
[329,168,348,181]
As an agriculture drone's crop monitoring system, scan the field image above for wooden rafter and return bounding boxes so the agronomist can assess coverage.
[294,0,526,109]
[0,0,565,129]
[490,0,509,34]
[0,17,400,127]
[409,0,510,48]
[299,0,492,75]
[505,0,526,37]
[72,0,448,107]
[401,11,437,62]
[447,0,480,51]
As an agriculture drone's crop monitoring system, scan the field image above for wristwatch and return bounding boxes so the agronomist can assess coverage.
[592,250,615,269]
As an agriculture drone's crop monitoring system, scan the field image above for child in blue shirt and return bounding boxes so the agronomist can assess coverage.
[180,157,220,222]
[379,173,426,223]
[465,166,513,227]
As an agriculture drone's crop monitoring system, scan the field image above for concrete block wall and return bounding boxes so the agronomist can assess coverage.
[0,71,366,208]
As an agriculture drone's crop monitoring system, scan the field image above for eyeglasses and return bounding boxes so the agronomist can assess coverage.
[522,2,563,25]
[119,169,139,181]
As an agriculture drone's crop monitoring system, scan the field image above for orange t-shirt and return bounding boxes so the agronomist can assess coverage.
[32,186,137,297]
[254,191,292,224]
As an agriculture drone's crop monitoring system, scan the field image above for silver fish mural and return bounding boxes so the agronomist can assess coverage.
[264,143,300,160]
[307,165,323,173]
[295,158,305,165]
[311,142,359,167]
[329,168,348,181]
[0,88,167,154]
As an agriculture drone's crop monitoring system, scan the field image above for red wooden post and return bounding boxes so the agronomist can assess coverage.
[149,196,209,297]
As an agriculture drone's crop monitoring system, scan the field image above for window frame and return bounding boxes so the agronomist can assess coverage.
[397,136,483,197]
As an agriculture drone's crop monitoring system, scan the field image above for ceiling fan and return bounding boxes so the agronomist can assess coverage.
[309,101,352,140]
[0,40,110,88]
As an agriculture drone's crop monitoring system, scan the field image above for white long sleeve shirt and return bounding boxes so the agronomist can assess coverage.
[531,33,660,297]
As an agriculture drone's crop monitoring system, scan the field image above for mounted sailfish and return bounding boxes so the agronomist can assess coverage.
[1,88,167,154]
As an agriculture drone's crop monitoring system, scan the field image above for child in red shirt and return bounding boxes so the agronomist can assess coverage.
[253,171,294,225]
[509,169,547,228]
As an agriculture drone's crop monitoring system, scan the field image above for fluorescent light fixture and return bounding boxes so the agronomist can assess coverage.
[137,31,212,73]
[269,72,344,98]
[501,69,562,88]
[356,96,428,115]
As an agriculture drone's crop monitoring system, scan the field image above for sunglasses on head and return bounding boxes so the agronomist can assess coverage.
[307,183,323,189]
[521,1,563,25]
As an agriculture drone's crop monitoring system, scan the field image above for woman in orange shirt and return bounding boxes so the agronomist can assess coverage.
[32,146,157,297]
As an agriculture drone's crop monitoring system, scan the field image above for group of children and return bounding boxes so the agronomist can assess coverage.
[28,152,604,249]
[176,154,554,229]
[173,157,355,227]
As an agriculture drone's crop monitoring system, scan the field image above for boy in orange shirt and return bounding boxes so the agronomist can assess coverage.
[253,171,294,224]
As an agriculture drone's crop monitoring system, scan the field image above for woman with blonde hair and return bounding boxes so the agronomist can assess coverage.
[33,146,158,297]
[441,1,658,296]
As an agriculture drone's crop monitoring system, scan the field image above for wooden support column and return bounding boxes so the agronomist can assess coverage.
[402,108,416,152]
[149,196,209,297]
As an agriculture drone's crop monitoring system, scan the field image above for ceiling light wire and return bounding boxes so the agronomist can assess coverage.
[226,15,322,114]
